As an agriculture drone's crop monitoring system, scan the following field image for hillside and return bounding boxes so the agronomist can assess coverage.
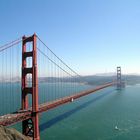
[0,125,30,140]
[38,75,140,86]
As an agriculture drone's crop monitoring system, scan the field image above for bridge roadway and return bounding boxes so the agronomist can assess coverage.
[0,82,115,126]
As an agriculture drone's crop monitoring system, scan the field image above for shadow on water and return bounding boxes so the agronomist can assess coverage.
[40,89,115,132]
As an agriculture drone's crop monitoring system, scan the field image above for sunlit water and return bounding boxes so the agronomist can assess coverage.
[1,84,140,140]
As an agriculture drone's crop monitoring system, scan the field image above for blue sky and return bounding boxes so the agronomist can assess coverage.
[0,0,140,75]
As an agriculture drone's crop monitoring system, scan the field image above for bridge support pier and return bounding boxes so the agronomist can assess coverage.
[22,34,40,140]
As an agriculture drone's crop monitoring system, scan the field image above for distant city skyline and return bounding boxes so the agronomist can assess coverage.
[0,0,140,75]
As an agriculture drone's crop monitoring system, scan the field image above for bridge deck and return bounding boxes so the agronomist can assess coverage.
[0,82,114,126]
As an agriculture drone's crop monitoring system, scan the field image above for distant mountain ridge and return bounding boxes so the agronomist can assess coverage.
[1,75,140,86]
[38,75,140,86]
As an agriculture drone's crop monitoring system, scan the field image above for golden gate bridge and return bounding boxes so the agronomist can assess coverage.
[0,34,124,140]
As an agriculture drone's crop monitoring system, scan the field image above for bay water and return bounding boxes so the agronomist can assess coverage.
[1,83,140,140]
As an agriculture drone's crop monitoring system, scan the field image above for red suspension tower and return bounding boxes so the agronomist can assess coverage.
[22,34,40,140]
[117,66,122,90]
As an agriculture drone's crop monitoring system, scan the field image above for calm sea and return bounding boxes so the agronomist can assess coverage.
[1,84,140,140]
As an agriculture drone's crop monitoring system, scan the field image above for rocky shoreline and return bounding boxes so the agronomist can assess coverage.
[0,125,30,140]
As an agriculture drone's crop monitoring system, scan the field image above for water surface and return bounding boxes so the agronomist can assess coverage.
[1,84,140,140]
